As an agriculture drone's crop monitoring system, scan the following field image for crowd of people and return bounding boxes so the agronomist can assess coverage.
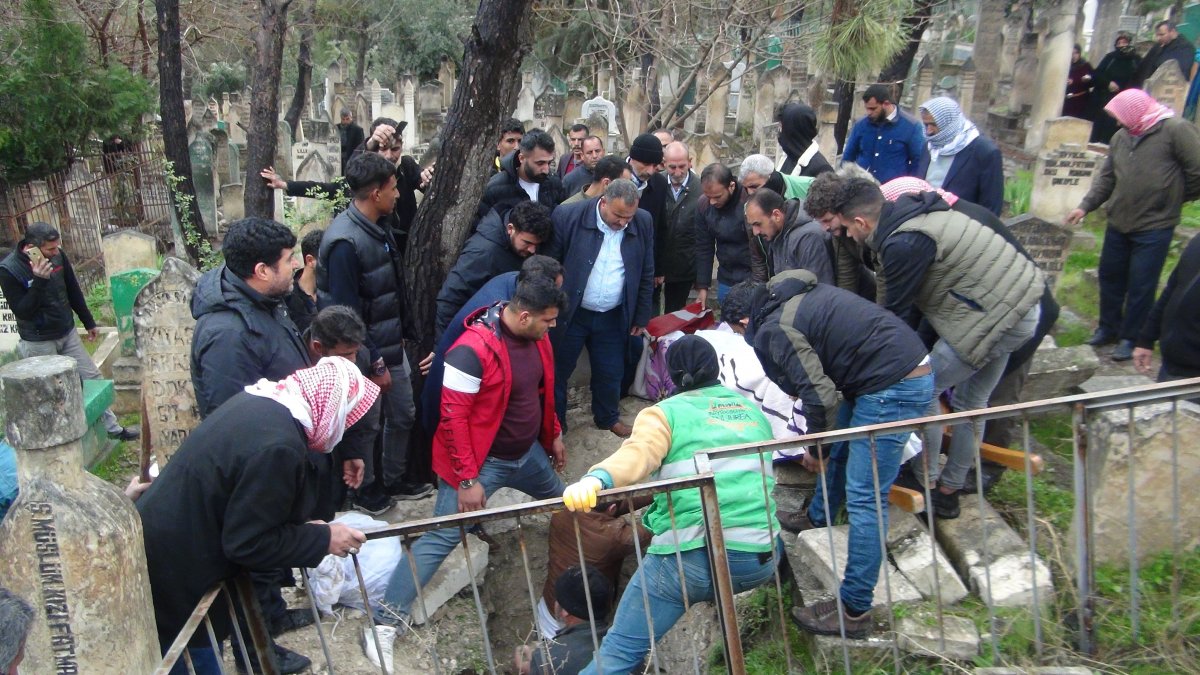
[3,61,1199,673]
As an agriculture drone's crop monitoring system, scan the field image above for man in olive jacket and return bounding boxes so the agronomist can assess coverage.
[833,178,1044,519]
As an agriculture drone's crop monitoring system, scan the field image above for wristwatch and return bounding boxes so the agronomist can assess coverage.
[371,359,387,376]
[459,478,476,490]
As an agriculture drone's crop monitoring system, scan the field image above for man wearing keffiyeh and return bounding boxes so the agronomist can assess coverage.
[136,358,378,674]
[1067,89,1200,362]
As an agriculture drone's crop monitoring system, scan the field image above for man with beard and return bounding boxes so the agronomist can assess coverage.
[694,163,767,306]
[1135,20,1195,86]
[337,109,365,172]
[743,187,831,282]
[562,135,607,197]
[478,128,566,221]
[841,84,926,183]
[558,123,590,179]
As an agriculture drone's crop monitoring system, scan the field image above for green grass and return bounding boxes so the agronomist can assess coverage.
[1003,170,1032,217]
[88,413,140,485]
[988,467,1074,534]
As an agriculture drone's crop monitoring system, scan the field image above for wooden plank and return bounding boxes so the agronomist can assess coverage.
[980,442,1044,475]
[889,485,925,513]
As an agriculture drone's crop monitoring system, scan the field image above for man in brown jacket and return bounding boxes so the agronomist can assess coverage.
[1067,89,1200,361]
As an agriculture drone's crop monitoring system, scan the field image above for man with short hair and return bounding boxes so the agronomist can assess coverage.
[738,271,933,637]
[318,152,430,503]
[841,84,926,183]
[285,228,323,334]
[369,278,569,669]
[0,587,33,675]
[190,217,308,418]
[479,128,566,221]
[659,141,700,312]
[744,187,832,282]
[694,163,766,306]
[1135,20,1195,85]
[558,123,591,179]
[832,178,1044,519]
[561,155,632,205]
[739,153,813,200]
[546,179,655,437]
[436,201,554,338]
[516,566,616,675]
[802,171,877,300]
[0,222,139,440]
[495,118,526,174]
[337,109,365,172]
[561,136,606,197]
[652,128,675,147]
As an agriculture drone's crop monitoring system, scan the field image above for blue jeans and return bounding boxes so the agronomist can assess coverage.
[716,282,733,303]
[807,373,934,615]
[164,646,221,675]
[580,542,781,675]
[552,307,627,429]
[380,445,565,618]
[1098,227,1174,341]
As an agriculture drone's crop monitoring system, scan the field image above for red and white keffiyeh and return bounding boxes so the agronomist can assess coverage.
[245,356,379,453]
[1105,89,1174,137]
[879,177,959,206]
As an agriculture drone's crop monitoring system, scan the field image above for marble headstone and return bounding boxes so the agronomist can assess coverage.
[1005,213,1073,290]
[1029,143,1102,223]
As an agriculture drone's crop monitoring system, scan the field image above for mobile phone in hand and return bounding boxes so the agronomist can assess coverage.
[26,246,44,265]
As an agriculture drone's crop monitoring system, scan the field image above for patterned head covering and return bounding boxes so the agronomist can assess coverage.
[1105,89,1174,137]
[879,177,959,206]
[245,357,379,453]
[920,97,980,159]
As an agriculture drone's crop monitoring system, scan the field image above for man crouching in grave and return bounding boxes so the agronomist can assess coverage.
[137,358,377,674]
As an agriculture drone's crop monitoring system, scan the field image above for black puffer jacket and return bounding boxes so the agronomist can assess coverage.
[190,266,310,417]
[0,243,95,341]
[659,172,700,283]
[475,151,565,223]
[435,207,526,338]
[694,183,768,288]
[747,269,927,432]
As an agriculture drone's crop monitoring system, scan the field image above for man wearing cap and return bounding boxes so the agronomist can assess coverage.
[841,84,927,183]
[626,132,671,298]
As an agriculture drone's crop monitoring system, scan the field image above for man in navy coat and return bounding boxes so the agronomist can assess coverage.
[545,179,655,437]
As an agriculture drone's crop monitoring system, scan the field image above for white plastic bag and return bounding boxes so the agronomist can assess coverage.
[305,512,403,614]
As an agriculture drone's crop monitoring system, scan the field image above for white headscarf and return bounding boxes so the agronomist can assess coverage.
[245,356,379,453]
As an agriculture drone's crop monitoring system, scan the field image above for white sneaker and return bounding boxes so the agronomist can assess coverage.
[363,624,396,674]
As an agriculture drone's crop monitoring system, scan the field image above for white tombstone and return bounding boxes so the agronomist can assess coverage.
[1029,143,1104,223]
[581,95,619,136]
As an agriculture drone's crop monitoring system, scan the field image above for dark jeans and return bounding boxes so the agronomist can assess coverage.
[661,280,692,314]
[1098,227,1174,341]
[552,307,627,429]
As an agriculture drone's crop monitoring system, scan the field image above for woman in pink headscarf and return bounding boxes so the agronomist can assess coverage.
[1066,89,1200,361]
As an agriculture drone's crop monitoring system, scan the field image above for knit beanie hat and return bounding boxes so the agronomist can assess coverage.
[628,133,664,165]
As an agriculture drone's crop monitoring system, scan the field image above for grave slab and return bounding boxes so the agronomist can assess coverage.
[796,526,924,607]
[897,614,980,661]
[890,530,969,604]
[1024,345,1101,401]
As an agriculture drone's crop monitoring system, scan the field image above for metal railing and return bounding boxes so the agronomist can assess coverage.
[155,574,281,675]
[155,377,1200,674]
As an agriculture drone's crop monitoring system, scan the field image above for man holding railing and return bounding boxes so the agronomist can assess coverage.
[561,335,781,674]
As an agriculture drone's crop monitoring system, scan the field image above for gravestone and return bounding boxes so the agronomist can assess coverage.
[515,72,537,124]
[275,120,293,181]
[110,269,157,414]
[419,81,444,114]
[187,137,219,235]
[1145,61,1188,114]
[1039,116,1092,154]
[0,286,22,353]
[133,257,202,468]
[534,90,564,122]
[1005,214,1073,290]
[228,143,241,182]
[1029,144,1102,223]
[564,90,585,126]
[102,230,158,278]
[220,184,245,222]
[581,94,619,136]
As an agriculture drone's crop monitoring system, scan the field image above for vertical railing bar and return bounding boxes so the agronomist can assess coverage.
[867,431,901,674]
[231,574,277,675]
[1020,413,1044,660]
[973,416,1000,663]
[1125,404,1140,642]
[183,646,197,675]
[299,567,337,675]
[814,439,852,675]
[663,489,701,675]
[919,422,947,654]
[399,535,441,673]
[457,523,498,675]
[352,552,394,675]
[698,477,745,675]
[203,614,226,675]
[514,515,556,672]
[1170,398,1182,629]
[222,584,254,672]
[755,445,793,675]
[1072,403,1096,655]
[625,495,663,675]
[572,514,604,675]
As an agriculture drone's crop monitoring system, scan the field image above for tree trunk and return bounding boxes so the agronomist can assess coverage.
[878,0,934,98]
[833,78,854,153]
[154,0,205,265]
[284,0,314,141]
[243,0,293,220]
[137,0,152,78]
[403,0,535,354]
[354,27,369,88]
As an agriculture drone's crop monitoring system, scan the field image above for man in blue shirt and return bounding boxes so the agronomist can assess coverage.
[841,84,927,184]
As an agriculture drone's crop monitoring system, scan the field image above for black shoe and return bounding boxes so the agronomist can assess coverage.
[236,645,311,674]
[353,491,396,516]
[777,508,821,533]
[931,488,960,520]
[1086,329,1118,347]
[961,461,1006,495]
[791,599,873,639]
[389,481,434,500]
[108,426,140,441]
[1111,339,1134,362]
[270,608,315,637]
